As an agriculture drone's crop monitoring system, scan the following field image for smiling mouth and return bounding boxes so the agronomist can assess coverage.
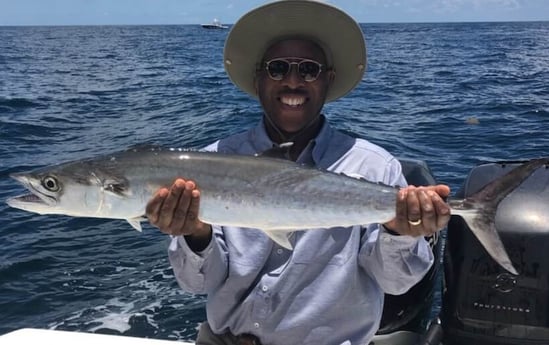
[280,95,307,107]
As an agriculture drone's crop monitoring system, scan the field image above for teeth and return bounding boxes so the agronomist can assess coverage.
[281,96,305,106]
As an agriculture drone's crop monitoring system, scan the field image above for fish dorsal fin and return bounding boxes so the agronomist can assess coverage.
[339,172,365,180]
[256,142,294,160]
[264,230,294,250]
[124,144,200,154]
[338,173,397,189]
[125,143,163,152]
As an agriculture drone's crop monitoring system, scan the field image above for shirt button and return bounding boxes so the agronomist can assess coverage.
[276,248,283,254]
[254,322,260,328]
[261,285,268,292]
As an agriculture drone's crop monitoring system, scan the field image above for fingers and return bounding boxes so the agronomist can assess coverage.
[417,189,436,232]
[402,188,427,237]
[146,178,204,236]
[154,179,186,231]
[393,188,409,227]
[185,189,202,225]
[388,184,451,237]
[167,180,195,233]
[430,188,451,230]
[146,188,168,225]
[405,188,422,226]
[433,184,451,199]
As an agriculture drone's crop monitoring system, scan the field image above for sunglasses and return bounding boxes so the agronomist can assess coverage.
[263,57,325,82]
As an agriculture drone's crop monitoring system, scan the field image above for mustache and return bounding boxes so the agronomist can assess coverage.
[278,87,308,96]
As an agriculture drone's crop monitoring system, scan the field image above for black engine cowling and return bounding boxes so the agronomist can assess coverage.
[441,160,549,345]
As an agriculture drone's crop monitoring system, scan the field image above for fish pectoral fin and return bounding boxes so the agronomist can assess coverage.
[103,178,130,197]
[127,217,145,232]
[264,230,294,250]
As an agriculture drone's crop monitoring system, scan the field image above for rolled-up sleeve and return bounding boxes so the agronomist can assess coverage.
[352,150,434,294]
[358,224,433,295]
[168,225,229,294]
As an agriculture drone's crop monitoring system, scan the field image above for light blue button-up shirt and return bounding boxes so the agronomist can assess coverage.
[168,116,434,345]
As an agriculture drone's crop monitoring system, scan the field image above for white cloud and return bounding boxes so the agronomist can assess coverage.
[433,0,521,13]
[475,0,520,9]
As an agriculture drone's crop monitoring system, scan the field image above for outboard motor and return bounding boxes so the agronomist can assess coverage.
[376,158,443,336]
[441,160,549,345]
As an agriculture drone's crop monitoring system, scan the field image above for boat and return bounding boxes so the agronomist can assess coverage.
[200,19,228,29]
[2,157,548,344]
[0,328,193,345]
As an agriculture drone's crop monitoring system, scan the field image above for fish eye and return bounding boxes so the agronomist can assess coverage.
[42,176,60,192]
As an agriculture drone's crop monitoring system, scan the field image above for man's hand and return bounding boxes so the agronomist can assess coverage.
[384,185,451,237]
[146,178,212,251]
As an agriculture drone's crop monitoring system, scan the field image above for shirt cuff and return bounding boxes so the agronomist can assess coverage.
[378,225,421,248]
[169,235,214,259]
[380,224,401,236]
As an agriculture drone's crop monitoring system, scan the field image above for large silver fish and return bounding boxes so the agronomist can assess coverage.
[7,147,546,275]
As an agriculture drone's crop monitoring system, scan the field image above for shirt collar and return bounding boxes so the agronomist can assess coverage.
[250,115,335,166]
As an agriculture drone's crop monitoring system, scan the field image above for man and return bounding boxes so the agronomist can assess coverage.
[147,1,451,344]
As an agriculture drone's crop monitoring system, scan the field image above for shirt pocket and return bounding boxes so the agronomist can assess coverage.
[290,228,356,266]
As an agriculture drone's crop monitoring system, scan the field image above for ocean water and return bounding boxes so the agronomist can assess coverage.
[0,22,548,341]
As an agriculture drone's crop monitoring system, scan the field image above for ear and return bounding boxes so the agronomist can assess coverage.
[254,73,259,95]
[327,70,336,85]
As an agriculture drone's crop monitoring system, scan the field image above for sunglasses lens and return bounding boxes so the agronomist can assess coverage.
[299,61,321,82]
[265,59,322,82]
[267,60,290,80]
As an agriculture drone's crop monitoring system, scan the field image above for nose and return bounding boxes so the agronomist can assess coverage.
[282,64,304,87]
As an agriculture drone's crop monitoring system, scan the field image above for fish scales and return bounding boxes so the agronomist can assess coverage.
[106,149,397,229]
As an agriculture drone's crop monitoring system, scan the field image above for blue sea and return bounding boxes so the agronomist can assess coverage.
[0,22,548,341]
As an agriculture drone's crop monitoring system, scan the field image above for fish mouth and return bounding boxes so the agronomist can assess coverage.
[6,193,48,207]
[7,173,57,208]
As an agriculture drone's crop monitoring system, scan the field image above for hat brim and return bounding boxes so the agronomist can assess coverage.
[223,0,366,103]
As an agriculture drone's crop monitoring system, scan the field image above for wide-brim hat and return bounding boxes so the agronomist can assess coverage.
[223,0,367,103]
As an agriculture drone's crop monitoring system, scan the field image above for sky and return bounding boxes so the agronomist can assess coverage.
[0,0,548,26]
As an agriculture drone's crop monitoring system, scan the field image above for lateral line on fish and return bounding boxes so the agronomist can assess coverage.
[6,148,548,275]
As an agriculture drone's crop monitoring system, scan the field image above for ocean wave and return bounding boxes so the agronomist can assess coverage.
[0,97,40,110]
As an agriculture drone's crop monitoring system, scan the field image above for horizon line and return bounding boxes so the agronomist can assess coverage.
[1,19,548,27]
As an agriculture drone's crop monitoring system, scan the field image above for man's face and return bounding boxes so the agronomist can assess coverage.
[255,39,334,134]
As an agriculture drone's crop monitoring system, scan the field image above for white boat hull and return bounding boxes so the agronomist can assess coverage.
[0,328,194,345]
[0,328,422,345]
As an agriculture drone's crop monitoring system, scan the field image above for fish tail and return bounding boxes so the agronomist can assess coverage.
[450,158,549,275]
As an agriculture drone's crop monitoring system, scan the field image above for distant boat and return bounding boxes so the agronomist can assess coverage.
[201,19,228,29]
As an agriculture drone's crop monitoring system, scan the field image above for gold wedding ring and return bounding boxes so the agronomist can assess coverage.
[408,219,422,226]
